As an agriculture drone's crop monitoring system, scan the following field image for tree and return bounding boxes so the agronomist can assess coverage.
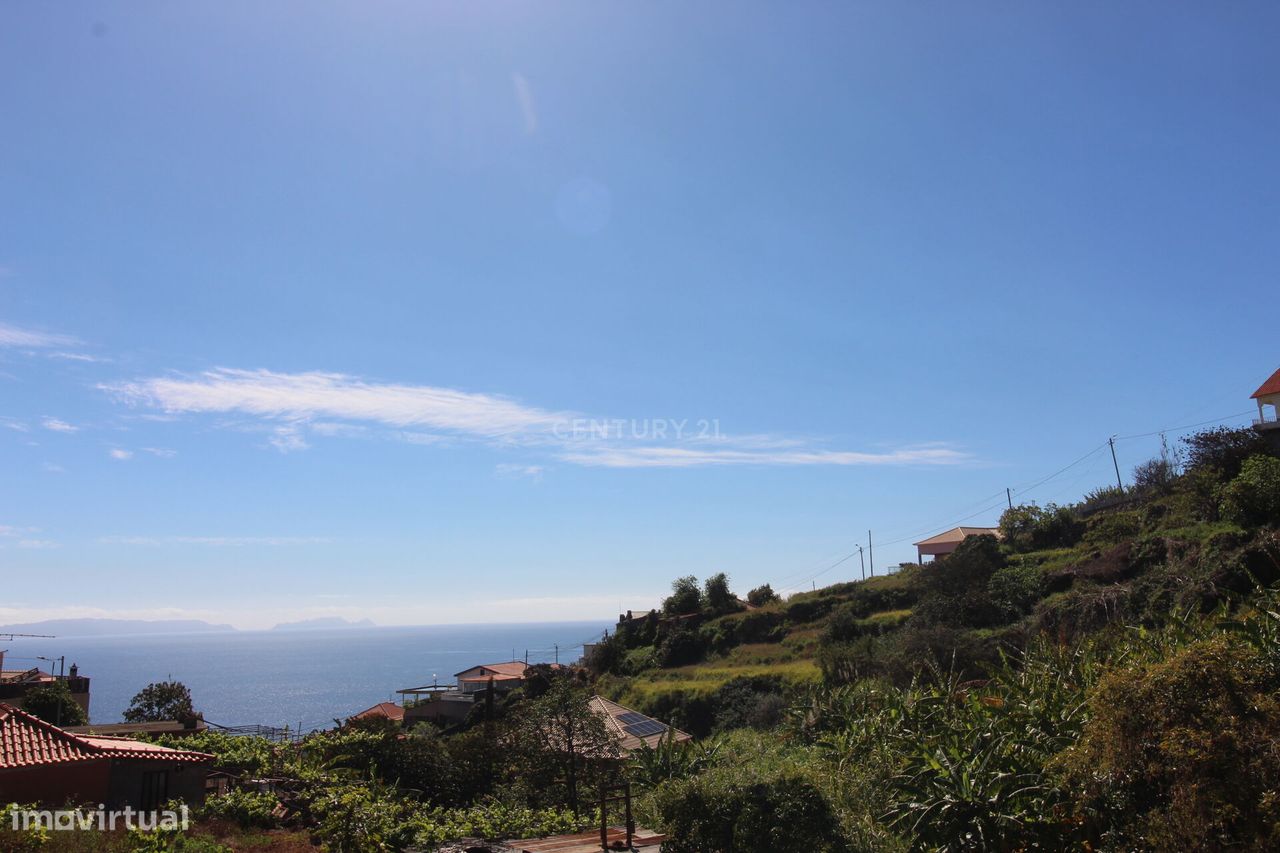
[664,575,703,615]
[509,677,618,813]
[746,584,779,607]
[123,680,195,723]
[703,573,736,614]
[22,680,88,727]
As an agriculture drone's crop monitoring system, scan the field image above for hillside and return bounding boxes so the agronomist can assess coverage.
[561,426,1280,848]
[589,426,1280,740]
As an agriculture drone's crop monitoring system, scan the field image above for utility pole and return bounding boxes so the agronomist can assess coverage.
[868,530,874,577]
[1007,487,1013,509]
[857,545,866,581]
[554,644,559,665]
[1109,436,1124,492]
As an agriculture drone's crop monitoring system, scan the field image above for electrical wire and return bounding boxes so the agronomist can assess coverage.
[1114,410,1255,441]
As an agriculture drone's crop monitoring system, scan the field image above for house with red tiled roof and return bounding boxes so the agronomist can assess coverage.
[349,702,405,725]
[397,660,569,727]
[0,703,212,808]
[455,661,536,693]
[1252,367,1280,430]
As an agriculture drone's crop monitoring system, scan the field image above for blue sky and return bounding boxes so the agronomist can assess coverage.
[1,2,1277,629]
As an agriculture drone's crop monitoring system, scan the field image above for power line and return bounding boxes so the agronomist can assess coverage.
[1010,442,1110,497]
[777,548,862,594]
[1114,410,1255,441]
[757,405,1261,597]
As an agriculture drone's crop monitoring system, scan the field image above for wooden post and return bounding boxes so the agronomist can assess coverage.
[625,782,634,849]
[600,782,608,851]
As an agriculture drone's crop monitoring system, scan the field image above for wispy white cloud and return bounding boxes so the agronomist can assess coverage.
[104,369,567,439]
[41,417,78,433]
[42,462,65,473]
[48,351,108,363]
[142,447,177,458]
[16,539,58,549]
[512,72,538,135]
[0,417,28,432]
[268,424,308,453]
[102,367,971,469]
[496,463,545,479]
[0,525,37,538]
[0,321,79,349]
[99,535,332,547]
[559,445,969,468]
[108,448,133,460]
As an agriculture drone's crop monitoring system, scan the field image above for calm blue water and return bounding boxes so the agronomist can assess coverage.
[3,622,611,731]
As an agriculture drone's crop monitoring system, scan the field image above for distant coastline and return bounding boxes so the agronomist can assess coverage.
[0,618,237,637]
[0,616,379,637]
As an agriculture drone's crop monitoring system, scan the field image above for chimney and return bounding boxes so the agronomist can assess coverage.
[0,650,5,672]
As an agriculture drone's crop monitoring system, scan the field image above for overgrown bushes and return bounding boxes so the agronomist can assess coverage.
[655,771,849,853]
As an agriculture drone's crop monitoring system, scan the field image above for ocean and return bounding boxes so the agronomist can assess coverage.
[2,621,612,732]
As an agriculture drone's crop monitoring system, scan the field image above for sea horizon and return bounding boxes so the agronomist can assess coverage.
[3,620,614,731]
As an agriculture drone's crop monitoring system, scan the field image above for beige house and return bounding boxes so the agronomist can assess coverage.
[913,526,1001,563]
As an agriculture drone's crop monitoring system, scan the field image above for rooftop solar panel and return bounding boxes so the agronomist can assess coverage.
[618,712,649,725]
[623,720,668,738]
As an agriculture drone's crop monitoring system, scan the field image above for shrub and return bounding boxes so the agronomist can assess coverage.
[987,560,1043,620]
[583,632,625,675]
[704,609,784,652]
[622,645,657,675]
[999,504,1084,552]
[200,789,279,829]
[1132,456,1178,495]
[1082,509,1142,547]
[784,596,834,624]
[908,535,1006,629]
[818,636,891,685]
[1221,454,1280,528]
[1060,634,1280,849]
[709,677,788,732]
[1078,484,1127,515]
[657,626,706,667]
[1182,426,1271,480]
[747,583,780,606]
[655,771,850,853]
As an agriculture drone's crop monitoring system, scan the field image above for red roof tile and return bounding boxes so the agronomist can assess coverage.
[351,702,405,722]
[1252,368,1280,399]
[0,704,212,768]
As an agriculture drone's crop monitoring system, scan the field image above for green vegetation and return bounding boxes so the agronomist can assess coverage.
[584,426,1280,850]
[20,680,88,727]
[123,680,196,723]
[5,425,1278,850]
